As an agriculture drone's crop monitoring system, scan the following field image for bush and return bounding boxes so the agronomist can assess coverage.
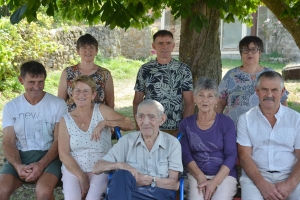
[0,14,63,92]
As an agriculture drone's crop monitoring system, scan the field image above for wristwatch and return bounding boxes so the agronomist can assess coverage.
[151,176,156,187]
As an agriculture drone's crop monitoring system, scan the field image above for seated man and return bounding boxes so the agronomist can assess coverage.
[93,99,183,200]
[0,61,67,200]
[237,71,300,200]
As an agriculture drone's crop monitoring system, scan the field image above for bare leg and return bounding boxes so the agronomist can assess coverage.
[0,174,23,200]
[35,172,58,200]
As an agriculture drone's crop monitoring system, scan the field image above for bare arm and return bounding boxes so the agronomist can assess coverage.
[183,91,194,118]
[57,68,68,100]
[104,72,115,109]
[132,91,144,130]
[58,118,86,178]
[215,98,227,113]
[275,149,300,199]
[2,127,30,180]
[238,144,283,199]
[91,104,134,141]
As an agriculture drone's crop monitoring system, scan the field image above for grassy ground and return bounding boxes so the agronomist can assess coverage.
[0,57,299,199]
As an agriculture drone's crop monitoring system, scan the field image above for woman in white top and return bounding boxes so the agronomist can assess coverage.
[58,75,134,200]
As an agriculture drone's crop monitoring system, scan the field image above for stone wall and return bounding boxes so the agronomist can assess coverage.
[44,26,152,69]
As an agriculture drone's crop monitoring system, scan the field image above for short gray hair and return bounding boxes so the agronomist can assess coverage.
[256,71,284,89]
[193,77,218,97]
[137,99,165,118]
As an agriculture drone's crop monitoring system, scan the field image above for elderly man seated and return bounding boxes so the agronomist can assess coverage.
[93,99,183,200]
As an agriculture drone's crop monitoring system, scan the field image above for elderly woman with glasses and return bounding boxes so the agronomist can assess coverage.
[216,36,288,126]
[180,77,238,200]
[58,75,134,200]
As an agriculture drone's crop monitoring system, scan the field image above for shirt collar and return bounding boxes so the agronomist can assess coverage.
[135,131,166,150]
[257,103,284,119]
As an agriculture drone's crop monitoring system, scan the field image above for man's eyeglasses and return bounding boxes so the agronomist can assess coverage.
[240,47,260,54]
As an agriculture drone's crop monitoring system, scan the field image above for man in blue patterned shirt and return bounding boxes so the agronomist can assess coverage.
[133,30,194,136]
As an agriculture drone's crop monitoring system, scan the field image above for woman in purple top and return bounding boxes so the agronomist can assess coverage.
[179,77,238,200]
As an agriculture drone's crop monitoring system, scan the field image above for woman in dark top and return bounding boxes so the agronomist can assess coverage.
[180,77,237,200]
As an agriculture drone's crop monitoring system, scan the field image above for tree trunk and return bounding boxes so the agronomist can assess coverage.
[262,0,300,50]
[179,0,222,84]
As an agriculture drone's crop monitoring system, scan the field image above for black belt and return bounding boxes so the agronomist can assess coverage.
[267,171,280,173]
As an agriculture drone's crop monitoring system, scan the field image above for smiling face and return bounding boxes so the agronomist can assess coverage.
[19,73,45,100]
[241,42,261,66]
[256,77,285,111]
[136,104,166,138]
[71,81,96,107]
[77,44,98,62]
[194,89,218,113]
[152,35,175,61]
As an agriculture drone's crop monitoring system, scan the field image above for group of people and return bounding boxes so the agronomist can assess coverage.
[0,29,299,200]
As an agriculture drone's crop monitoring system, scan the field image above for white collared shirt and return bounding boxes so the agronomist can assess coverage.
[237,104,300,173]
[102,131,183,178]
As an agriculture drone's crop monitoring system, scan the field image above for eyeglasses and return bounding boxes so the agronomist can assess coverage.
[72,89,92,96]
[240,47,260,54]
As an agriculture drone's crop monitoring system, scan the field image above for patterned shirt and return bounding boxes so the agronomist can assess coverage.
[65,65,111,112]
[134,59,193,130]
[218,67,288,125]
[102,131,183,177]
[237,105,300,172]
[179,114,238,179]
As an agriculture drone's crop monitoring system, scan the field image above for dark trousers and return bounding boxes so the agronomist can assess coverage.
[106,170,174,200]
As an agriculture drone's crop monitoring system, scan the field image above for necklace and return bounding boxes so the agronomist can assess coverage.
[197,113,216,126]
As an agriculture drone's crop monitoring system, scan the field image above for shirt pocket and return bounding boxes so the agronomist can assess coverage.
[127,162,141,172]
[157,161,169,177]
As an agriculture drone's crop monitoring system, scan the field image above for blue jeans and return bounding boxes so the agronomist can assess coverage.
[106,170,174,200]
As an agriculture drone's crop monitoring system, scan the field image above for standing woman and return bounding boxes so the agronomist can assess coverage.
[58,33,114,112]
[180,77,238,200]
[216,36,288,125]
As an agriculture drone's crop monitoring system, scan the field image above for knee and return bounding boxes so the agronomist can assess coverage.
[35,185,54,200]
[0,185,15,200]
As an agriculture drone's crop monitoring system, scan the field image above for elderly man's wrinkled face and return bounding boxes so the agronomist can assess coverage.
[136,104,166,138]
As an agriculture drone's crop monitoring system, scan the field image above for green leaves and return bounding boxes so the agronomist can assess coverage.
[10,4,27,24]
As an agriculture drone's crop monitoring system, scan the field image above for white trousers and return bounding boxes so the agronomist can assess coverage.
[185,173,238,200]
[240,169,300,200]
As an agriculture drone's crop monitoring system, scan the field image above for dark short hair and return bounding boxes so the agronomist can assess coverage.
[256,71,284,89]
[153,30,173,42]
[76,34,98,50]
[20,61,47,79]
[239,36,264,54]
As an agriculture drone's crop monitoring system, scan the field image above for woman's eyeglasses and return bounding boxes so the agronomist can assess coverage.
[240,47,260,54]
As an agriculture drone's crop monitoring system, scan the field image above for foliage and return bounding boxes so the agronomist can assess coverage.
[1,0,261,32]
[260,17,289,53]
[0,14,62,92]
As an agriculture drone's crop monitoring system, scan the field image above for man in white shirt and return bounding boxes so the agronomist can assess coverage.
[93,99,183,200]
[237,71,300,200]
[0,61,67,200]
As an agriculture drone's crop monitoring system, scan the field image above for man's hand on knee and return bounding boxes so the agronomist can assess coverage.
[24,162,44,182]
[275,181,294,199]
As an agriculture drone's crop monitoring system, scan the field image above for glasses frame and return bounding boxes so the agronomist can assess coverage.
[72,89,92,96]
[240,47,260,54]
